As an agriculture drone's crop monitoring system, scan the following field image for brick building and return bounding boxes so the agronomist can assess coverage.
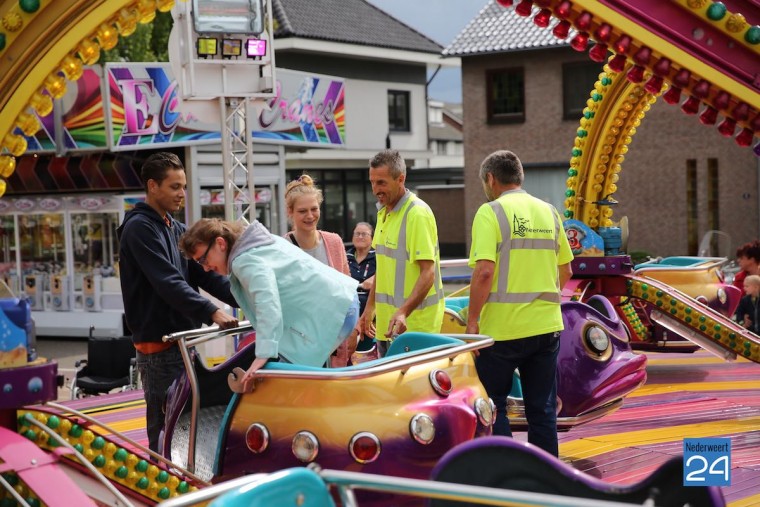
[445,1,759,257]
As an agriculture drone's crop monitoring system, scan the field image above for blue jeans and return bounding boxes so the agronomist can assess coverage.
[136,345,186,453]
[475,331,561,456]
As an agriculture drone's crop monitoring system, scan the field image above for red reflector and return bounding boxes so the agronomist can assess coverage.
[430,369,452,396]
[245,423,269,453]
[353,436,379,462]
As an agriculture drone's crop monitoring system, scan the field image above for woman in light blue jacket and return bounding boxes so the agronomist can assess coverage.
[180,218,359,391]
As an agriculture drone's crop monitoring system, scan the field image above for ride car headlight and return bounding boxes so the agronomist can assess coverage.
[717,288,727,305]
[349,432,381,464]
[409,413,435,445]
[585,325,610,355]
[245,423,269,454]
[292,431,319,462]
[474,397,494,426]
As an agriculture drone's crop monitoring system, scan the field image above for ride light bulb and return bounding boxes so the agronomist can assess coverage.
[570,32,589,52]
[429,369,452,396]
[552,20,571,39]
[245,423,270,453]
[626,65,645,83]
[644,76,664,95]
[533,8,551,28]
[515,0,533,17]
[349,433,381,464]
[588,43,609,63]
[662,86,682,105]
[735,128,754,147]
[717,118,736,137]
[681,96,701,115]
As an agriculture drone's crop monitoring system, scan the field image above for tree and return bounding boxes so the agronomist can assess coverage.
[101,11,173,63]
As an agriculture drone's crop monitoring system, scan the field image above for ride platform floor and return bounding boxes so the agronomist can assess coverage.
[61,350,760,505]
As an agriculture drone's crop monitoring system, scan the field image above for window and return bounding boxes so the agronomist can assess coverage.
[686,160,698,255]
[486,68,525,124]
[562,61,604,120]
[388,90,410,132]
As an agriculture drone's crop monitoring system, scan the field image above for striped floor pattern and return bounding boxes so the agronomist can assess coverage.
[559,350,760,506]
[58,350,760,505]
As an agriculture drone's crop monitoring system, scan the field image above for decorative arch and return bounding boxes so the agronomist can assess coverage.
[0,0,178,194]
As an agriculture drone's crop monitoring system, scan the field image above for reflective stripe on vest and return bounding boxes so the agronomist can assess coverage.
[486,199,561,305]
[375,196,444,310]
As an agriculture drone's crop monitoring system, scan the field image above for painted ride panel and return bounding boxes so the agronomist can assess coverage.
[160,327,494,483]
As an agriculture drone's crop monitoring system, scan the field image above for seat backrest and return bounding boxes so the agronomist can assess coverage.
[210,468,336,507]
[86,335,135,378]
[386,332,464,357]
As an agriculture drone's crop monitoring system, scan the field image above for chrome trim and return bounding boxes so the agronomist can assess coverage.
[633,256,728,274]
[348,432,381,464]
[474,397,493,426]
[429,369,452,396]
[245,423,270,453]
[582,324,612,361]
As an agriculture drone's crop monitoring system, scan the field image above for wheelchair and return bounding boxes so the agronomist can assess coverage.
[70,326,138,399]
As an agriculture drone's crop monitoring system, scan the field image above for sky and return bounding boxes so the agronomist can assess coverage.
[365,0,491,104]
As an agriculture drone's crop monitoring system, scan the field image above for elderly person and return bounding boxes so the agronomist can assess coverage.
[347,222,377,348]
[179,218,359,391]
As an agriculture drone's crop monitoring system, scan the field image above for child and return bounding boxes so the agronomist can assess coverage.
[735,275,760,334]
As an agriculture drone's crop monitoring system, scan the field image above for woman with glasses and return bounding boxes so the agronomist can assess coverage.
[347,222,377,350]
[284,174,358,366]
[179,218,359,391]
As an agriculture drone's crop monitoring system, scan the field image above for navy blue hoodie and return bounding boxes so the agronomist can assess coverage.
[117,202,237,345]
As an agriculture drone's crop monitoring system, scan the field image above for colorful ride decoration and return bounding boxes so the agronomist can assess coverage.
[0,0,180,197]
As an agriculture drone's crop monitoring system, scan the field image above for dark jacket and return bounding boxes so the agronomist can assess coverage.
[735,294,760,334]
[117,202,237,344]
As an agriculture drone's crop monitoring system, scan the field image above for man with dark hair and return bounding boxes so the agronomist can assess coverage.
[466,150,573,457]
[360,149,444,357]
[117,151,239,453]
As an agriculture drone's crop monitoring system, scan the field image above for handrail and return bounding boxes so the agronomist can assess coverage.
[23,416,135,507]
[156,465,651,507]
[0,474,31,507]
[228,335,493,388]
[44,401,209,485]
[163,321,253,344]
[633,256,727,273]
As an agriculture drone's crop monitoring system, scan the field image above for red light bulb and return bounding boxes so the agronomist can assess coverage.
[533,8,551,27]
[713,91,730,111]
[570,32,589,51]
[732,102,750,121]
[555,0,572,19]
[735,128,754,147]
[717,118,736,137]
[699,107,718,125]
[595,23,612,42]
[613,35,631,54]
[662,86,682,105]
[652,58,671,76]
[575,12,592,31]
[515,0,533,16]
[633,46,652,66]
[692,79,711,99]
[626,65,645,83]
[673,69,691,88]
[589,43,609,62]
[608,54,627,72]
[496,0,514,6]
[681,96,701,115]
[751,114,760,131]
[552,20,571,39]
[644,75,664,94]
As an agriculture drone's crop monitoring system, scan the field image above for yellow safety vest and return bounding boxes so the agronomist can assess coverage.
[469,189,573,340]
[374,191,444,339]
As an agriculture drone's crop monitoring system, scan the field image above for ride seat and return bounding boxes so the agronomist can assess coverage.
[209,468,335,507]
[70,327,136,399]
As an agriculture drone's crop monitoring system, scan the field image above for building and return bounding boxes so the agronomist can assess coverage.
[444,1,759,257]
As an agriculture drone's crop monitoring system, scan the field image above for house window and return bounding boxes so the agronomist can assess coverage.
[686,159,698,255]
[486,68,525,124]
[388,90,410,132]
[563,61,604,120]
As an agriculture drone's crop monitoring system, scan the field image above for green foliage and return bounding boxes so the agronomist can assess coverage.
[101,11,173,63]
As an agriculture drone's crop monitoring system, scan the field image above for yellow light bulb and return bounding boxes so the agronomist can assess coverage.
[44,73,67,99]
[137,0,157,23]
[96,23,119,50]
[157,0,175,12]
[29,91,53,117]
[16,112,40,136]
[3,133,27,157]
[116,9,139,37]
[0,178,6,198]
[77,39,101,65]
[61,54,84,81]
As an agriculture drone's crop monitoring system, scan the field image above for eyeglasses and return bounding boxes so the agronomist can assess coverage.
[196,239,216,266]
[353,232,372,238]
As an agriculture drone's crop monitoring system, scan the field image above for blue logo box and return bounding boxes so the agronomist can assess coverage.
[683,438,731,486]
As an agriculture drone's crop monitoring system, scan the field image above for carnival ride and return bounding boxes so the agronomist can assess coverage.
[0,0,759,505]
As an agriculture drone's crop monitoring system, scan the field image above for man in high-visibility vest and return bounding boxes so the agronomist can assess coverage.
[360,149,444,357]
[466,150,573,457]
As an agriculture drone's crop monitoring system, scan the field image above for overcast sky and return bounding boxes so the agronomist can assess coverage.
[366,0,491,103]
